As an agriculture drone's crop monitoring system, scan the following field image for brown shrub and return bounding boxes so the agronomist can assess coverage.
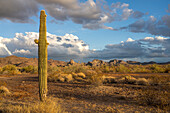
[103,76,116,84]
[149,75,170,86]
[136,89,170,111]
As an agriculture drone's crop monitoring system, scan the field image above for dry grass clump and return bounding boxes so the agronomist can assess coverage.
[115,75,137,84]
[85,70,103,86]
[48,73,73,83]
[103,76,116,84]
[136,78,149,85]
[149,75,170,86]
[0,86,10,95]
[0,98,64,113]
[136,89,170,111]
[72,72,87,82]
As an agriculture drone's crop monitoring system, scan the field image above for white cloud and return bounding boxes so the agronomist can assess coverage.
[126,38,134,42]
[144,37,154,40]
[13,49,31,55]
[0,32,169,62]
[90,36,170,62]
[0,32,89,60]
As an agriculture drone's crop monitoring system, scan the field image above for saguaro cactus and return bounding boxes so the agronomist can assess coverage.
[34,10,49,101]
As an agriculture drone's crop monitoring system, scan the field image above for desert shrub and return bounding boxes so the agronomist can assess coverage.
[116,64,130,73]
[103,76,116,84]
[136,78,149,85]
[116,75,137,84]
[124,75,137,84]
[101,66,110,73]
[85,70,103,86]
[1,97,64,113]
[72,72,86,79]
[137,89,170,111]
[0,67,2,73]
[0,86,10,95]
[62,65,88,74]
[48,66,61,74]
[21,65,38,74]
[48,73,73,83]
[130,65,152,73]
[2,65,20,75]
[149,75,170,85]
[149,64,165,73]
[164,64,170,73]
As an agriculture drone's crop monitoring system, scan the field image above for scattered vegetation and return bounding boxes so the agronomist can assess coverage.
[136,89,170,111]
[0,98,64,113]
[0,65,20,75]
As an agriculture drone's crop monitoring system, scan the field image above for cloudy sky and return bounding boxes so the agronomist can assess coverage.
[0,0,170,62]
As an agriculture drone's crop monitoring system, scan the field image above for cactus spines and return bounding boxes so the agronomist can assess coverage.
[34,10,49,101]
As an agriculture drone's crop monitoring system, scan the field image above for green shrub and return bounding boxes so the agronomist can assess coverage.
[21,65,38,74]
[2,65,20,75]
[116,64,130,73]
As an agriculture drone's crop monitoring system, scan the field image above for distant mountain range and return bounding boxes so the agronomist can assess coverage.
[0,55,169,67]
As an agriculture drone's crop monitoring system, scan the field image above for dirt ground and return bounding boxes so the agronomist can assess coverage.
[0,73,169,113]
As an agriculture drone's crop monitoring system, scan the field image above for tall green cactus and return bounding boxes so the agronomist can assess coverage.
[34,10,49,101]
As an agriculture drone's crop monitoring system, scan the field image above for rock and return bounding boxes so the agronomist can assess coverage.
[67,59,76,65]
[109,59,127,65]
[86,59,107,66]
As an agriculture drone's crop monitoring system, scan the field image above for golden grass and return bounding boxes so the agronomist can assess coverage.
[0,86,10,95]
[136,89,170,111]
[0,97,65,113]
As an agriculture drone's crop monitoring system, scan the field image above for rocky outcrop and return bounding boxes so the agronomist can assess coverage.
[67,59,77,66]
[86,59,107,66]
[109,59,127,65]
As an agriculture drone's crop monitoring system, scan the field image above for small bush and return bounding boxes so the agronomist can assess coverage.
[1,65,20,75]
[84,70,103,86]
[137,89,170,111]
[48,73,73,83]
[136,78,149,85]
[1,97,64,113]
[149,75,170,85]
[21,65,38,74]
[103,76,116,84]
[0,86,10,95]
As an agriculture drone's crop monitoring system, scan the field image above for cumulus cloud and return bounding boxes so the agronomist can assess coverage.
[0,32,89,60]
[0,0,38,23]
[0,0,145,30]
[120,15,170,37]
[13,49,31,55]
[0,32,169,62]
[90,36,170,62]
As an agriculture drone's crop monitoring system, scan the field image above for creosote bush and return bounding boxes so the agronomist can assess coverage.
[1,65,20,75]
[20,65,38,74]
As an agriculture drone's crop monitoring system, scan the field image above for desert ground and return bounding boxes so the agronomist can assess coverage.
[0,56,169,113]
[0,73,170,113]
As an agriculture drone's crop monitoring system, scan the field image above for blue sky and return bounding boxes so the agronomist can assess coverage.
[0,0,170,62]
